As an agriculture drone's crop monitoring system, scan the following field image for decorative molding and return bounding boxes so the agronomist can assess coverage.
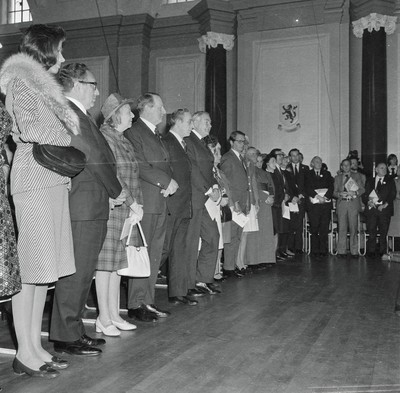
[352,13,397,38]
[198,32,235,53]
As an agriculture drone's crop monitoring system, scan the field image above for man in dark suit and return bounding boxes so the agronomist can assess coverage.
[161,109,196,306]
[184,111,220,295]
[124,93,178,321]
[305,156,334,257]
[50,63,125,356]
[362,163,396,257]
[221,131,258,275]
[269,148,293,261]
[288,148,308,254]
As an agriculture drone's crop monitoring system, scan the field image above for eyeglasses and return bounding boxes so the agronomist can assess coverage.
[234,140,246,144]
[78,80,98,89]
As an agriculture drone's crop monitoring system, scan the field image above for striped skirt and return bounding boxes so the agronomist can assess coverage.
[13,185,76,284]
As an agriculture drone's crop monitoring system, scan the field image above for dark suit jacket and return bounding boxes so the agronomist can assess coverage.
[163,132,192,218]
[287,163,308,196]
[220,149,249,211]
[184,132,215,210]
[68,102,122,221]
[124,118,172,214]
[305,169,334,202]
[362,174,396,216]
[271,167,291,207]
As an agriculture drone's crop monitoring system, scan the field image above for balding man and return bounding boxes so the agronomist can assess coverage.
[305,156,334,257]
[362,163,396,258]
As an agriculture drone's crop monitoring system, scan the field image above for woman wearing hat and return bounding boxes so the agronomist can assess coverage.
[95,93,143,336]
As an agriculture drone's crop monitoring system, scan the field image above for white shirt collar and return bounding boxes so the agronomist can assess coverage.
[140,117,157,133]
[169,130,184,146]
[192,129,203,140]
[66,96,86,115]
[231,148,241,160]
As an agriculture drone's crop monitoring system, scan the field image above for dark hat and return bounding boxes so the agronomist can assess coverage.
[101,93,134,121]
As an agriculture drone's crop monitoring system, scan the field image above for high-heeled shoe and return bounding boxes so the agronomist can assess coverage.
[95,318,120,336]
[111,319,137,331]
[45,356,69,370]
[13,357,60,378]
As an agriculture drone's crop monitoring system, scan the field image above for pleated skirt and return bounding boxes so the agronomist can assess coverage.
[13,185,76,284]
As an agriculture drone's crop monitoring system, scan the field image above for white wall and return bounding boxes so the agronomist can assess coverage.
[237,24,349,173]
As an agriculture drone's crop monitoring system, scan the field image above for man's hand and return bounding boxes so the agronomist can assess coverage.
[210,188,221,202]
[220,197,229,207]
[115,189,127,204]
[161,178,179,197]
[292,196,299,204]
[368,200,375,208]
[316,195,325,203]
[378,203,388,211]
[284,193,290,202]
[233,201,243,214]
[266,195,274,205]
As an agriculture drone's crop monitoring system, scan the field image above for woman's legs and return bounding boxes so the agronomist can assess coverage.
[108,272,124,323]
[30,285,53,362]
[12,284,49,369]
[95,270,112,327]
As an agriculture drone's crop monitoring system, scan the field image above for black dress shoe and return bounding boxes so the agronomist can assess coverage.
[53,341,102,356]
[128,306,158,322]
[366,251,377,258]
[336,254,346,258]
[207,283,222,293]
[223,269,244,278]
[169,296,198,306]
[45,356,69,370]
[319,252,328,257]
[13,358,60,378]
[295,249,304,255]
[187,288,206,297]
[351,254,359,259]
[79,334,106,346]
[145,304,171,318]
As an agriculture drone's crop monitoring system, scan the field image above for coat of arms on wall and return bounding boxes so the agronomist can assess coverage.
[278,102,301,132]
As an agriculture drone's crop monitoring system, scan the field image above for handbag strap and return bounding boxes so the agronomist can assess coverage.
[126,221,148,248]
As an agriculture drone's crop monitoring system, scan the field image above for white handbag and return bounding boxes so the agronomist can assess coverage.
[117,222,150,277]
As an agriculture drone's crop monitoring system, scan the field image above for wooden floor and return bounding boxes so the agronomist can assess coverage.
[1,255,400,393]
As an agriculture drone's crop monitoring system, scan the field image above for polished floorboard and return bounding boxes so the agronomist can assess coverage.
[1,255,400,393]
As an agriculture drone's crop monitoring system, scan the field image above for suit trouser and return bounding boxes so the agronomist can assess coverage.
[161,214,190,297]
[186,207,219,288]
[127,212,167,308]
[366,208,391,254]
[288,203,305,251]
[336,200,359,255]
[50,220,107,342]
[223,220,243,270]
[308,204,331,255]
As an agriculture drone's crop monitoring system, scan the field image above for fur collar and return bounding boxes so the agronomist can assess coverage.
[0,53,80,135]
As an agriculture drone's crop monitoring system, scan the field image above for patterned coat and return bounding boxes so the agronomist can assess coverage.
[0,53,80,195]
[97,124,143,271]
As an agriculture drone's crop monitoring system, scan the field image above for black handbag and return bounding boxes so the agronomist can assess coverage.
[32,143,87,178]
[220,204,232,223]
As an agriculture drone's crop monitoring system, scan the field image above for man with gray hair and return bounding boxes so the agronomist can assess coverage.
[51,63,125,356]
[124,92,179,322]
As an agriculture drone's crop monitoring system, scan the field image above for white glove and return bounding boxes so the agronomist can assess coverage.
[129,202,144,221]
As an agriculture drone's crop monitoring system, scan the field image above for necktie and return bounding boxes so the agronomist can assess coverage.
[182,139,187,152]
[240,155,247,172]
[294,164,299,177]
[316,171,319,177]
[376,178,383,193]
[344,174,349,185]
[392,168,395,176]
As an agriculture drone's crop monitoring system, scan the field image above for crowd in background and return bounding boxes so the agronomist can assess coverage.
[0,23,400,381]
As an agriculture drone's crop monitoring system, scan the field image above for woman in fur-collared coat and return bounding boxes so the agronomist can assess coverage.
[0,25,81,378]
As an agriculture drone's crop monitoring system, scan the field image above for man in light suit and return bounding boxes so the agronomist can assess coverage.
[184,111,221,295]
[362,163,396,257]
[220,131,257,276]
[161,108,196,306]
[51,63,125,356]
[333,158,365,257]
[124,93,179,321]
